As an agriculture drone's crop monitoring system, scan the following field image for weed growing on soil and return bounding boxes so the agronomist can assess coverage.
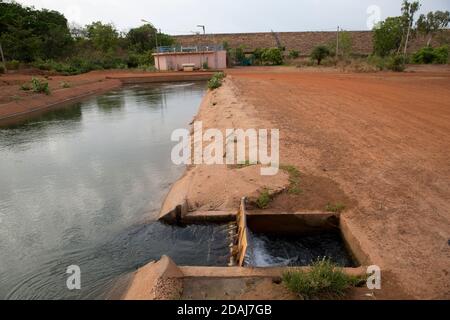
[280,165,302,194]
[236,160,258,169]
[20,83,31,91]
[256,189,271,209]
[282,258,362,299]
[325,203,346,213]
[60,81,71,88]
[31,77,50,95]
[208,72,226,90]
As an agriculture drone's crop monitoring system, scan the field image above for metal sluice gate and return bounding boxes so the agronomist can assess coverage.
[228,198,249,267]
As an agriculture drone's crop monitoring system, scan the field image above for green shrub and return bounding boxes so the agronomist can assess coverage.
[412,46,436,64]
[253,48,264,62]
[367,55,387,70]
[412,46,449,64]
[207,77,222,90]
[386,55,405,72]
[31,77,50,95]
[126,54,140,68]
[6,60,20,70]
[229,46,246,65]
[288,50,300,59]
[214,72,225,80]
[434,46,449,64]
[256,189,271,209]
[0,65,4,74]
[261,48,283,65]
[282,258,362,299]
[207,72,226,90]
[311,46,331,65]
[202,62,209,70]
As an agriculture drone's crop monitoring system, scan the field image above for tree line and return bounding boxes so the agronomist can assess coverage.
[0,1,174,73]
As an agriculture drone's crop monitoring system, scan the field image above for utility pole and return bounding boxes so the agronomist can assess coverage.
[197,25,206,35]
[336,26,340,58]
[141,19,161,71]
[0,42,7,74]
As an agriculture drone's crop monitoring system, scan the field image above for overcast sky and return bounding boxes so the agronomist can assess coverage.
[16,0,450,34]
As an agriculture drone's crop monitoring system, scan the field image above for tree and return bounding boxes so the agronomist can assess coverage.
[126,24,157,53]
[329,31,353,58]
[86,21,118,53]
[0,2,72,61]
[126,24,174,53]
[416,11,450,46]
[261,48,283,65]
[311,45,330,65]
[401,1,421,56]
[373,17,404,57]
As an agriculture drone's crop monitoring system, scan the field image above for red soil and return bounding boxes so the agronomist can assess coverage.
[226,66,450,299]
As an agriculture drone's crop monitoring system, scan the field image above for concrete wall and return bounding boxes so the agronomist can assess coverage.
[153,51,227,71]
[174,31,450,55]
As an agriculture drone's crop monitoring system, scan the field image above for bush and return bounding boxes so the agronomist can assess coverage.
[261,48,283,65]
[282,258,362,299]
[412,46,436,64]
[0,65,4,74]
[6,60,20,70]
[413,46,449,64]
[207,72,226,90]
[311,46,331,65]
[229,46,246,66]
[31,77,50,95]
[367,55,387,70]
[127,52,154,69]
[386,55,405,72]
[126,54,140,68]
[288,50,300,59]
[434,46,449,64]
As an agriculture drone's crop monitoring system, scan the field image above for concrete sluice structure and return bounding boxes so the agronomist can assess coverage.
[122,198,367,300]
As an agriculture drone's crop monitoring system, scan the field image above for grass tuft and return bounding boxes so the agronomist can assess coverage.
[31,77,50,95]
[280,164,302,194]
[256,189,271,209]
[60,81,71,88]
[325,203,346,213]
[282,258,362,299]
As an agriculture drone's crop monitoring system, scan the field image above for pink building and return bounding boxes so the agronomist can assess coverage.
[152,46,227,71]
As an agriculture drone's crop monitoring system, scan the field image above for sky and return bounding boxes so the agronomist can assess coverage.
[16,0,450,35]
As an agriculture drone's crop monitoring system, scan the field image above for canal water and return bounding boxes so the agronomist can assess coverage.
[0,82,229,299]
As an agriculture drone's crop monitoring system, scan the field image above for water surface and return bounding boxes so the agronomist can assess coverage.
[0,82,228,299]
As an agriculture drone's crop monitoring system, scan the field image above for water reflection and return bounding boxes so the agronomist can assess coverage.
[0,105,83,151]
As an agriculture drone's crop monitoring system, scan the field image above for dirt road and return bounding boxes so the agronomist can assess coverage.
[226,66,450,299]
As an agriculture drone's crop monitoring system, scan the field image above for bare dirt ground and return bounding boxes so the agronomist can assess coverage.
[224,66,450,299]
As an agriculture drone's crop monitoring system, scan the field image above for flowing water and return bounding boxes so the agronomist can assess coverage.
[245,231,355,268]
[0,82,229,299]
